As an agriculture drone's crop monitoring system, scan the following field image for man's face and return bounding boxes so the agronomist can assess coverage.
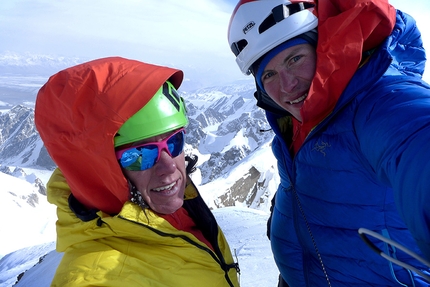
[260,44,316,122]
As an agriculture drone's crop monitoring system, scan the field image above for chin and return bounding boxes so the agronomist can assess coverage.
[154,199,184,215]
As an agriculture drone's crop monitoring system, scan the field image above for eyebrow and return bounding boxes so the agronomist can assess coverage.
[264,44,309,73]
[283,45,309,63]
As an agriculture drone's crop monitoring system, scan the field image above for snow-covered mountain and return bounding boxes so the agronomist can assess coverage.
[0,54,281,286]
[0,105,55,170]
[0,171,57,258]
[0,51,248,103]
[0,52,83,75]
[0,61,277,210]
[0,52,86,107]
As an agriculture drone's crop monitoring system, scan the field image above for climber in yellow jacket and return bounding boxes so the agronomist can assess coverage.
[35,57,240,287]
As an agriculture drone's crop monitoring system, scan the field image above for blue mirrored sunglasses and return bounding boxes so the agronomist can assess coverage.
[115,128,185,171]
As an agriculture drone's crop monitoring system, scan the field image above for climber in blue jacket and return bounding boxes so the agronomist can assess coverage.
[228,0,430,285]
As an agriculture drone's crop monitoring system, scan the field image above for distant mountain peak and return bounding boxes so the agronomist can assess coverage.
[0,51,83,68]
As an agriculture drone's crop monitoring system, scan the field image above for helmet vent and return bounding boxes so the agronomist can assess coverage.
[162,82,180,111]
[231,39,249,57]
[259,2,315,34]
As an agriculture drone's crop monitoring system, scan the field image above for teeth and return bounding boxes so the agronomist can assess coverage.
[153,182,176,192]
[289,93,307,104]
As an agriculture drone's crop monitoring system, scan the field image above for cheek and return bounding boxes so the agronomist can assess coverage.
[302,63,316,80]
[123,169,151,190]
[264,83,282,103]
[174,154,186,175]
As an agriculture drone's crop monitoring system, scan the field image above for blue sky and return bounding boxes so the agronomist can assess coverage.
[0,0,429,85]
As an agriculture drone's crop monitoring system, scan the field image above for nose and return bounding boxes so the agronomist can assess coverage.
[154,150,176,175]
[278,68,297,94]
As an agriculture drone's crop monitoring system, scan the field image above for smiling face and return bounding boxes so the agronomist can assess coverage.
[260,44,316,122]
[122,130,186,215]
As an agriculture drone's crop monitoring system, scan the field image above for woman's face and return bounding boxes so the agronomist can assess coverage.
[122,130,186,215]
[260,44,316,122]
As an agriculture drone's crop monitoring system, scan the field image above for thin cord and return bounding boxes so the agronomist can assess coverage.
[358,228,430,283]
[293,188,332,287]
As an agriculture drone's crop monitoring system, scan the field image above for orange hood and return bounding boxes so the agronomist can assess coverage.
[293,0,396,151]
[35,57,183,214]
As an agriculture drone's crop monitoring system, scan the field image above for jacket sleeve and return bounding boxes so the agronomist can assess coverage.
[355,75,430,261]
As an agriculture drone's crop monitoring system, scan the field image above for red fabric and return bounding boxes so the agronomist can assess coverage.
[35,57,183,214]
[161,207,214,251]
[292,0,396,153]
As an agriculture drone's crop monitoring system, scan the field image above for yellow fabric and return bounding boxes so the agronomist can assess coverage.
[47,169,239,287]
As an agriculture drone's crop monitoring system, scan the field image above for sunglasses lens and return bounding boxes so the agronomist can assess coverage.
[167,131,184,157]
[118,130,185,171]
[139,145,159,170]
[119,148,141,170]
[119,146,158,171]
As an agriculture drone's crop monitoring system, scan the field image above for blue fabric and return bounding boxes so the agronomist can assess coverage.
[267,11,430,286]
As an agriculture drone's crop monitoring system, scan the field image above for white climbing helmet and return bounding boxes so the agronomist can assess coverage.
[228,0,318,75]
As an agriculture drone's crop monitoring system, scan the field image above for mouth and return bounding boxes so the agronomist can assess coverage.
[151,180,178,195]
[288,93,308,105]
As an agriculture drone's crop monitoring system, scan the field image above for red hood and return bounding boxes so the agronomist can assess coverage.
[293,0,396,151]
[35,57,183,214]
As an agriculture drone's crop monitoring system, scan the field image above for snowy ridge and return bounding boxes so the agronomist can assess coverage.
[0,172,56,258]
[0,51,83,73]
[0,242,57,287]
[0,105,56,169]
[0,77,276,206]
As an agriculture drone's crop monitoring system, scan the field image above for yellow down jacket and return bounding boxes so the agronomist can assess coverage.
[47,169,240,287]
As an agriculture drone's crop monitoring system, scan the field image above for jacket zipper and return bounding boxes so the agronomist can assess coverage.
[118,215,238,287]
[278,48,393,286]
[278,148,331,286]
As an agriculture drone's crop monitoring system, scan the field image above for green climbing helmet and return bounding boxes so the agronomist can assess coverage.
[114,81,188,147]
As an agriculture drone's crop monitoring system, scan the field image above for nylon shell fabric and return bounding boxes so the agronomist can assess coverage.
[47,168,239,287]
[294,0,396,151]
[35,57,183,215]
[267,9,430,287]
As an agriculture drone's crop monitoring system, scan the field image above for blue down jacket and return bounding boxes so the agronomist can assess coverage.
[267,11,430,286]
